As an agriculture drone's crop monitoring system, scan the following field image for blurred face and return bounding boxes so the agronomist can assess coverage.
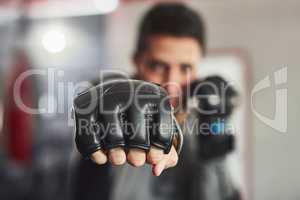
[134,35,203,107]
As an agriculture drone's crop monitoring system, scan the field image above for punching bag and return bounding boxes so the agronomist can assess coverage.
[4,50,34,166]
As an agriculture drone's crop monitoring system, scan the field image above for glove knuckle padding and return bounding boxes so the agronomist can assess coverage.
[74,106,102,158]
[73,79,178,158]
[126,103,151,150]
[151,101,173,153]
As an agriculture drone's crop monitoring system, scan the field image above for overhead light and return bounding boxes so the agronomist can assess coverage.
[42,29,66,53]
[93,0,119,14]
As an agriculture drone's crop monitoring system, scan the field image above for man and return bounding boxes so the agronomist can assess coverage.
[74,3,240,200]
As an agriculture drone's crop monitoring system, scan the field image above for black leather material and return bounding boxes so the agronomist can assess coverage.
[73,79,179,158]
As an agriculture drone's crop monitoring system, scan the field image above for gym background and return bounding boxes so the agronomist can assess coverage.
[0,0,299,200]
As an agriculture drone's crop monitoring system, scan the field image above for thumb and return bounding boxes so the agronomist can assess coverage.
[152,157,167,176]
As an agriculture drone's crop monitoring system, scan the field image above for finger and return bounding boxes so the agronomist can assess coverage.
[152,146,178,176]
[152,156,167,176]
[147,146,164,165]
[90,150,107,165]
[108,147,126,165]
[164,145,178,169]
[127,148,146,167]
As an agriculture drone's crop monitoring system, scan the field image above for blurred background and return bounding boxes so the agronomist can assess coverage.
[0,0,299,200]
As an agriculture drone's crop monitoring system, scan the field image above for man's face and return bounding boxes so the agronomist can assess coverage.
[134,35,203,107]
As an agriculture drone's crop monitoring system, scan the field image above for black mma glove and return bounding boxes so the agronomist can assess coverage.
[73,79,183,159]
[189,76,238,160]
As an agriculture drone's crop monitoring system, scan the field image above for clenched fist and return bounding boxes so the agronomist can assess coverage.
[73,79,183,176]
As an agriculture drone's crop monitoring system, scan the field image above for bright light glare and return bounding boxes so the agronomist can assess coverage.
[93,0,119,14]
[42,30,66,53]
